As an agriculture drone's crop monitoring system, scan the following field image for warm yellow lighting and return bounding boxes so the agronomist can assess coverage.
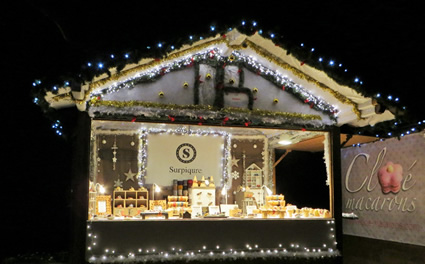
[96,183,105,194]
[154,184,161,193]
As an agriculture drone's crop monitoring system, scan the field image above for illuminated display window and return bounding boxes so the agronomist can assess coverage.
[88,120,332,221]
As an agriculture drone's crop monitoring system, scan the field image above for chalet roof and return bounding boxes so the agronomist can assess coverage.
[42,29,395,129]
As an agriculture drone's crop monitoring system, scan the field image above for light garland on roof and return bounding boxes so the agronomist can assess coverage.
[33,19,423,139]
[87,40,226,93]
[87,47,337,122]
[231,51,339,119]
[231,40,361,120]
[90,47,222,99]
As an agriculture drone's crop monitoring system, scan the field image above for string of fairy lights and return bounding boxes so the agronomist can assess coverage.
[86,220,338,262]
[88,47,338,121]
[232,50,339,118]
[90,47,223,98]
[31,19,424,139]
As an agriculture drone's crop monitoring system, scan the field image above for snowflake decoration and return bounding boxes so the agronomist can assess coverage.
[114,178,123,188]
[231,171,240,180]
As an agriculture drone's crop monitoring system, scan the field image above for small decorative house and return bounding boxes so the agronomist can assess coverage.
[39,26,397,263]
[244,163,262,188]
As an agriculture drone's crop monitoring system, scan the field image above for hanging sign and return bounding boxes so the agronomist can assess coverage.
[145,132,225,186]
[341,132,425,246]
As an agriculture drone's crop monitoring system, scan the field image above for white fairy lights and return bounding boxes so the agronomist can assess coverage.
[231,51,338,118]
[86,241,338,263]
[36,20,419,140]
[52,120,63,136]
[85,220,338,262]
[89,47,338,121]
[90,47,222,99]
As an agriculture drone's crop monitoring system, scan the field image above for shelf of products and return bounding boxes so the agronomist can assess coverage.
[113,187,149,216]
[166,196,189,216]
[90,179,330,220]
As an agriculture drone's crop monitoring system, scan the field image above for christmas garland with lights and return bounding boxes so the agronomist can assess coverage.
[87,48,338,125]
[86,47,342,120]
[32,19,423,138]
[89,99,322,121]
[89,99,324,131]
[31,20,396,111]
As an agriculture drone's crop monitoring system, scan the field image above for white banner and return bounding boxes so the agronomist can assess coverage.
[145,133,225,186]
[341,132,425,246]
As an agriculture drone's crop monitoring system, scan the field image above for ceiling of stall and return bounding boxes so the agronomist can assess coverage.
[279,134,378,152]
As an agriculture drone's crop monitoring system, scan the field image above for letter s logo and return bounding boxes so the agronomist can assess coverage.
[182,148,191,159]
[176,143,197,163]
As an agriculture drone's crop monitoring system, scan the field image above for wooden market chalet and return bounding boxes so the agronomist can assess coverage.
[41,27,397,263]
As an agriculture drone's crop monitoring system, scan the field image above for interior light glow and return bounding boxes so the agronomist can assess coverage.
[221,187,227,195]
[98,184,105,194]
[278,140,292,145]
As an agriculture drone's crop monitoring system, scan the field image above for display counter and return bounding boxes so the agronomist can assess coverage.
[86,218,337,261]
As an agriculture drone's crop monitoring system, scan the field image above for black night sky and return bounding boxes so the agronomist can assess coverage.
[2,1,425,261]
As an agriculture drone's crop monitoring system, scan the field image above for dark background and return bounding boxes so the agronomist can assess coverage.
[276,150,329,209]
[2,0,425,261]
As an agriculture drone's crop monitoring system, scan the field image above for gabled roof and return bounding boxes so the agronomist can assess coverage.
[246,163,262,171]
[43,29,395,129]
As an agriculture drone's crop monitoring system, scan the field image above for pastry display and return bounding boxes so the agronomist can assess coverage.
[260,194,287,218]
[92,178,332,220]
[256,194,331,219]
[166,196,189,216]
[90,182,332,220]
[168,196,188,202]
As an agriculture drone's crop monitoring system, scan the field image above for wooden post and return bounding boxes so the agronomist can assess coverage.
[70,112,91,264]
[330,127,343,257]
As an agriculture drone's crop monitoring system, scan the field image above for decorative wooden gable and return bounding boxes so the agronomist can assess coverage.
[46,29,395,128]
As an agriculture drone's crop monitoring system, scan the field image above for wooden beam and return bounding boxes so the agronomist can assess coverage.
[273,149,292,168]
